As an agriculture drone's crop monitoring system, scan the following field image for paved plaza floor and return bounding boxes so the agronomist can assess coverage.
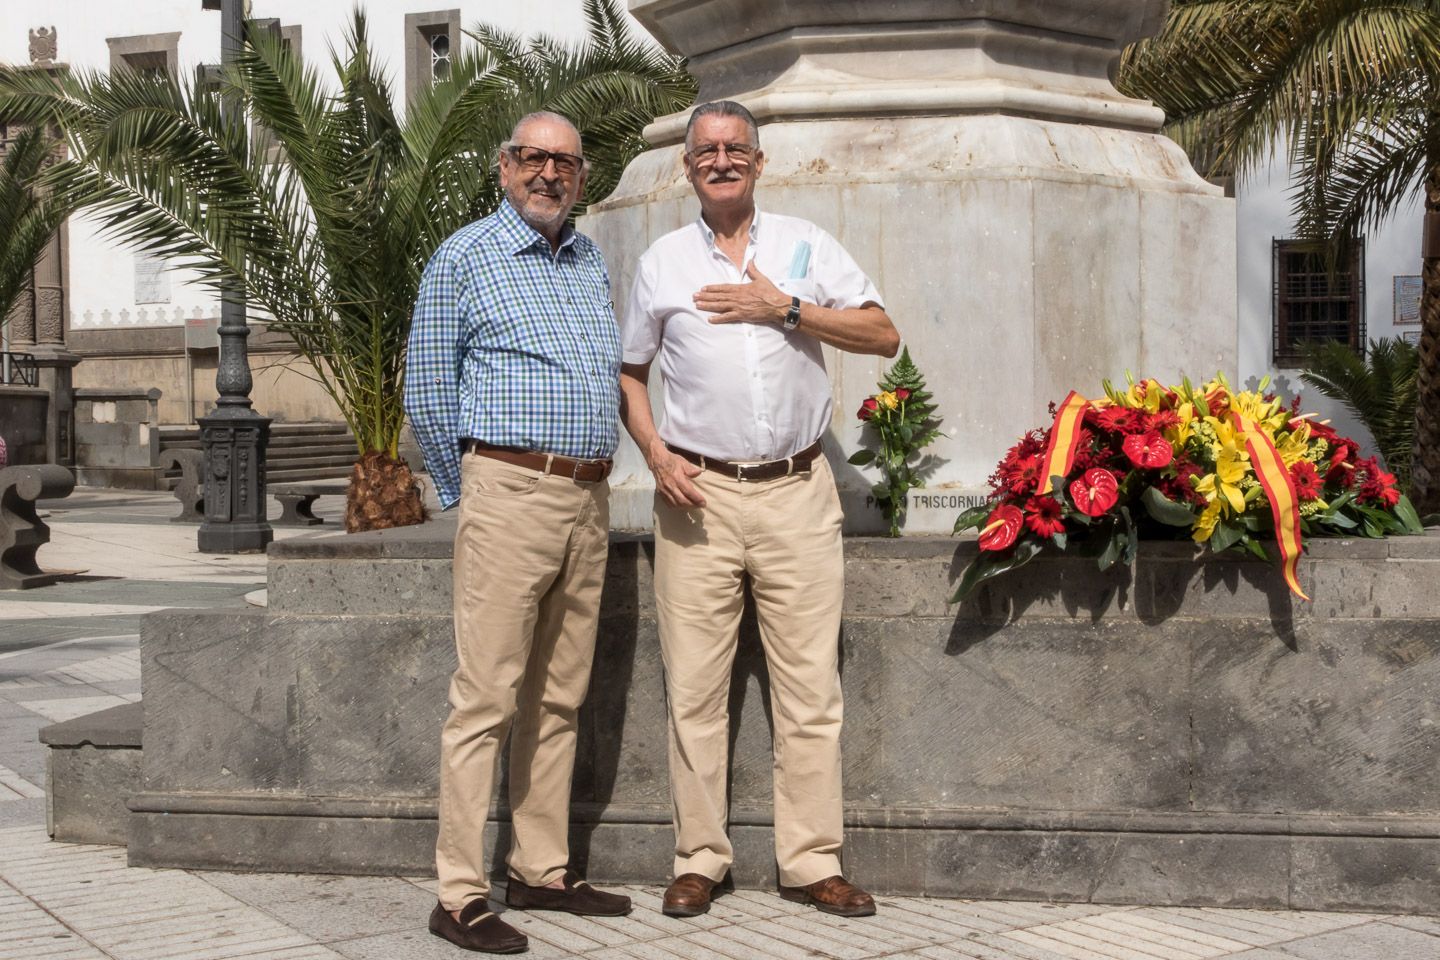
[1,489,1437,959]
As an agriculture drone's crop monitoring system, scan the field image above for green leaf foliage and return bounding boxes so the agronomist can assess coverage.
[1300,337,1418,489]
[1142,486,1200,526]
[950,539,1042,603]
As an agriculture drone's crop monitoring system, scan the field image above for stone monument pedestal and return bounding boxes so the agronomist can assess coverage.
[582,0,1236,533]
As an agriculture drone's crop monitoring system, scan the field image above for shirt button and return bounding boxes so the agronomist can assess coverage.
[433,377,441,384]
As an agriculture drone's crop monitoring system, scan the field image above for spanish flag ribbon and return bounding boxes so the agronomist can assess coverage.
[1037,391,1089,494]
[1233,412,1309,600]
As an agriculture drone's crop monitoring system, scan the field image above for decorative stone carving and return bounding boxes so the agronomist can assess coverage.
[28,27,57,66]
[164,449,206,523]
[0,464,75,589]
[34,288,64,344]
[6,288,36,345]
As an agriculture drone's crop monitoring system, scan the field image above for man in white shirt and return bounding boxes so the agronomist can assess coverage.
[619,100,899,919]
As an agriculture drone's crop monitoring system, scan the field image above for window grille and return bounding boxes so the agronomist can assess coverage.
[1272,238,1366,367]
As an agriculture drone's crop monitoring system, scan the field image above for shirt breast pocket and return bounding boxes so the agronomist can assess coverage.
[776,277,819,306]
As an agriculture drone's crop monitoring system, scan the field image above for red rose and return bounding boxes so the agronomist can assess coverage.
[978,504,1024,551]
[1290,461,1323,501]
[1069,468,1119,517]
[1122,431,1173,469]
[894,387,911,401]
[857,397,879,421]
[1023,495,1065,539]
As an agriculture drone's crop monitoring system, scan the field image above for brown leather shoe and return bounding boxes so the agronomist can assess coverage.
[778,875,876,917]
[505,868,631,916]
[662,873,719,917]
[428,900,528,953]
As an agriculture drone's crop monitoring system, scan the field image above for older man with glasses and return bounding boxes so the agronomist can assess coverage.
[406,110,631,954]
[619,100,900,919]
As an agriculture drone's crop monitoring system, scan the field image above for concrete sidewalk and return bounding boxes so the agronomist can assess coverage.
[1,489,1436,959]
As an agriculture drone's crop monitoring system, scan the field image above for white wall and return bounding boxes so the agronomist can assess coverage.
[1,0,592,334]
[1235,143,1424,452]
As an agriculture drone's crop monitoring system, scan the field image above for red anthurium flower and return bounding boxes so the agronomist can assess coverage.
[1069,468,1119,517]
[857,397,879,421]
[1290,461,1323,501]
[1023,495,1066,538]
[1122,431,1174,469]
[894,387,910,401]
[978,504,1024,551]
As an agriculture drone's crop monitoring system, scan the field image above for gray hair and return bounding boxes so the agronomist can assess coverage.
[684,100,760,152]
[499,111,589,173]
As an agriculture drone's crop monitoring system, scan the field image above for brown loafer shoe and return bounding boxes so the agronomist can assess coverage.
[429,900,528,953]
[505,868,631,916]
[663,872,719,917]
[778,875,876,917]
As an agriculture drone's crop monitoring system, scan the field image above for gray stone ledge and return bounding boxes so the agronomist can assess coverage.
[39,702,142,748]
[126,791,1440,840]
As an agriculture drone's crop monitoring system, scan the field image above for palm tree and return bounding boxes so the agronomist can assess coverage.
[1117,0,1440,513]
[0,0,695,530]
[1301,337,1419,488]
[1,125,70,345]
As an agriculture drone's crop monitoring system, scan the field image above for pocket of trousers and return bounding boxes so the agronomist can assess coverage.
[466,470,540,498]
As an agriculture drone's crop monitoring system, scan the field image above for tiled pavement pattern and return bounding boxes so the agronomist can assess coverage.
[2,490,1439,959]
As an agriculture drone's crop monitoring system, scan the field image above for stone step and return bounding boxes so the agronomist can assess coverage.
[38,702,142,846]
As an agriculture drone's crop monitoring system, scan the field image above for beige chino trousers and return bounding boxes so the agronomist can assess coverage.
[436,452,610,911]
[654,455,847,887]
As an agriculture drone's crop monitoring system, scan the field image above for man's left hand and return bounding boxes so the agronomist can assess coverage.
[694,262,790,325]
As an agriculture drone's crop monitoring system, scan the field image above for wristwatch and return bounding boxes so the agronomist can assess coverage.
[783,296,802,331]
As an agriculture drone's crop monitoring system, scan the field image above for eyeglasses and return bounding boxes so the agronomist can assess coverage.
[506,144,584,177]
[686,142,757,167]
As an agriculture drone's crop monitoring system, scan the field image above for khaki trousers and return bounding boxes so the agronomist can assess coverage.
[653,455,847,887]
[436,452,609,911]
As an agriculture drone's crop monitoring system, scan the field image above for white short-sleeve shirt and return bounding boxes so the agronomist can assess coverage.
[622,210,884,462]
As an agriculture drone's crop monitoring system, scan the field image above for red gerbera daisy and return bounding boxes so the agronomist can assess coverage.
[1023,495,1066,538]
[1289,461,1323,501]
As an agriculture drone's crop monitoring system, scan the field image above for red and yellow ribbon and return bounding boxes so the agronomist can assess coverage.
[1037,391,1088,494]
[1233,413,1308,600]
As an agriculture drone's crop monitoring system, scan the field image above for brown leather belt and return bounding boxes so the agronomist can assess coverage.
[668,440,822,482]
[464,439,612,483]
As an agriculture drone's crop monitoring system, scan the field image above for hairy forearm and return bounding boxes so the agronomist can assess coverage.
[795,303,900,357]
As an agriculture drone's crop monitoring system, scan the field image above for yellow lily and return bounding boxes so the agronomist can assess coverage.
[1193,499,1225,542]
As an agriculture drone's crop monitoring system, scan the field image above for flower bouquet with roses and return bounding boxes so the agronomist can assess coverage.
[848,347,943,537]
[951,374,1427,602]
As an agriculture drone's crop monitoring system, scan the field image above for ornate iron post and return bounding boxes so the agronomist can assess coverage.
[197,0,272,553]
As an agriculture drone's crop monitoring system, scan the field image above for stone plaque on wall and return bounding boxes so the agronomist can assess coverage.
[134,254,171,304]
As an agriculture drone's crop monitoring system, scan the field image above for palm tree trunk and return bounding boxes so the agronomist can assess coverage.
[345,451,428,533]
[1413,156,1440,514]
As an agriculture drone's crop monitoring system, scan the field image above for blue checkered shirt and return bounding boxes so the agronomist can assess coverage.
[404,201,622,509]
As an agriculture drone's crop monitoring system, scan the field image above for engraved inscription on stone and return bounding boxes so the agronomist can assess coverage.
[134,254,171,304]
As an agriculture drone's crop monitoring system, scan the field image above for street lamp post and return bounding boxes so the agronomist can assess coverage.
[196,0,272,553]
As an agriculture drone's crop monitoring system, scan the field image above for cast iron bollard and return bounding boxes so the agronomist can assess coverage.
[0,464,76,589]
[164,449,207,524]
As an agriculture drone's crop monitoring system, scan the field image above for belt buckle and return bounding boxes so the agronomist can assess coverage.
[736,462,762,482]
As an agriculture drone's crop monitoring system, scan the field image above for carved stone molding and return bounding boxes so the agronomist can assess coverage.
[28,26,57,66]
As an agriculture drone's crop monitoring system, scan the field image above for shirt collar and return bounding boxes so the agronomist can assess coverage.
[496,198,578,256]
[697,207,763,250]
